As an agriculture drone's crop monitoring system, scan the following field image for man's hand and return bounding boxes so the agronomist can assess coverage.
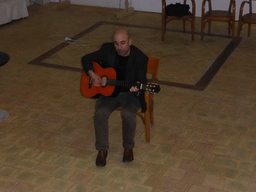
[88,70,102,87]
[130,82,140,92]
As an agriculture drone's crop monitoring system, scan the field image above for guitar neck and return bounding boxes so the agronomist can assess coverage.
[105,79,160,94]
[107,79,139,89]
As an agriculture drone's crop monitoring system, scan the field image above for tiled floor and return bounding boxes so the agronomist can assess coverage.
[0,3,256,192]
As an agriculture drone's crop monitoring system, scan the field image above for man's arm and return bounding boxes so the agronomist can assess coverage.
[137,54,148,84]
[81,43,111,75]
[88,70,102,87]
[130,54,148,92]
[81,51,99,75]
[81,43,114,86]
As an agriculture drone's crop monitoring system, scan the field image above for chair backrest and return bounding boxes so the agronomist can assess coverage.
[163,0,189,6]
[204,0,235,12]
[147,57,160,81]
[249,0,252,14]
[162,0,166,8]
[228,0,236,13]
[162,0,190,10]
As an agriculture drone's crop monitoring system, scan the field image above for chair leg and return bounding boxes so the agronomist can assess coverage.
[228,22,231,36]
[208,21,211,35]
[248,23,251,37]
[144,92,151,142]
[191,17,195,40]
[183,20,186,33]
[201,18,205,40]
[144,109,150,142]
[162,21,166,41]
[237,19,242,38]
[229,22,231,36]
[231,21,235,38]
[149,94,154,125]
[150,110,154,126]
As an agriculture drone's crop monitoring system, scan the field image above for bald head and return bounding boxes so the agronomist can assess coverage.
[112,29,132,57]
[112,29,130,41]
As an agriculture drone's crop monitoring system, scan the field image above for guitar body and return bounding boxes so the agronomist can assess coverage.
[81,62,116,98]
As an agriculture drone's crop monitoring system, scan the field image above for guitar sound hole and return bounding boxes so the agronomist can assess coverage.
[101,76,108,87]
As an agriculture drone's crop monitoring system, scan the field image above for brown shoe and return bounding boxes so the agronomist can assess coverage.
[96,151,108,166]
[123,148,134,162]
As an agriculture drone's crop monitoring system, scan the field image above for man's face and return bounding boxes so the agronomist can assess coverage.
[113,31,132,57]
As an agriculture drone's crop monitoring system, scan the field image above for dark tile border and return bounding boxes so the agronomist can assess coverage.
[28,21,242,91]
[158,37,242,90]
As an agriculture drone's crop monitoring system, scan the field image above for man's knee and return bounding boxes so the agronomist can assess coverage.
[121,108,137,120]
[94,107,112,120]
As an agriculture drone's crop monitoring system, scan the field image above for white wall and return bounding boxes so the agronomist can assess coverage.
[70,0,132,9]
[70,0,121,9]
[71,0,256,20]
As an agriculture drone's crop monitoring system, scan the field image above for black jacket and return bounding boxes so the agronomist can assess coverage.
[81,42,148,112]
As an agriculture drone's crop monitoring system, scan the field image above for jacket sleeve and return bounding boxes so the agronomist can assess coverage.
[135,50,148,113]
[81,43,113,75]
[136,53,148,84]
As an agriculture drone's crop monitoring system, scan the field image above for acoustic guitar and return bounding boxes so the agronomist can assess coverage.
[81,62,160,98]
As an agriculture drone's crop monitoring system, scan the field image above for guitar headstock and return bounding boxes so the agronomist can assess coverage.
[142,83,161,94]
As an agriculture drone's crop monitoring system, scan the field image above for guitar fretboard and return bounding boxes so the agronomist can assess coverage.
[107,79,137,89]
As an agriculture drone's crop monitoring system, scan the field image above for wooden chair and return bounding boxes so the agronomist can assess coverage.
[201,0,236,39]
[162,0,196,41]
[237,0,256,38]
[117,57,160,142]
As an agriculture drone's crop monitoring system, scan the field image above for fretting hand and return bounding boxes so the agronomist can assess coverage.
[130,82,140,92]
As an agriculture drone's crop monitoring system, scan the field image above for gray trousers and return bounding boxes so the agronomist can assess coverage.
[94,92,140,151]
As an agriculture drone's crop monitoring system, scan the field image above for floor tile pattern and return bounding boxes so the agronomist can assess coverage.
[0,3,256,192]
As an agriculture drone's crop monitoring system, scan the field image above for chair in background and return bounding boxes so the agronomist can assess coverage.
[237,0,256,38]
[162,0,196,41]
[201,0,236,39]
[117,57,160,142]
